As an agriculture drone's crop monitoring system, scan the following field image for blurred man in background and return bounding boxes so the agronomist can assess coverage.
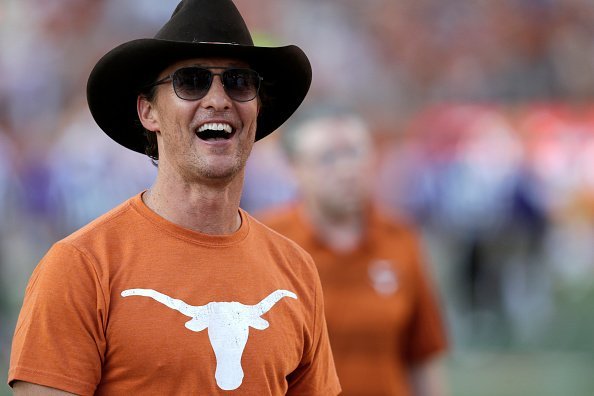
[260,106,448,396]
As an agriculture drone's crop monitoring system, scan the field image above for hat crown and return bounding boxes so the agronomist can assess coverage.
[155,0,254,46]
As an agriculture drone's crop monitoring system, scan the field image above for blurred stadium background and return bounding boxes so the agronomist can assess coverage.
[1,0,594,395]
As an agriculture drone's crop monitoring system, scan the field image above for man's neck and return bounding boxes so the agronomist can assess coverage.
[144,172,244,235]
[304,202,366,253]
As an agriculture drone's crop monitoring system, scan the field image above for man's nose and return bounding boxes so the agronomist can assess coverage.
[200,75,232,109]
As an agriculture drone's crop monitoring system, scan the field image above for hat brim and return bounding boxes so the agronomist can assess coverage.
[87,39,312,154]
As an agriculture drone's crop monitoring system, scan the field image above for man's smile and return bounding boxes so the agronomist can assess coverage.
[196,122,236,141]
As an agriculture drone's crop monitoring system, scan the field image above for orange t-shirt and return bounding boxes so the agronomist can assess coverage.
[260,204,448,396]
[8,193,341,395]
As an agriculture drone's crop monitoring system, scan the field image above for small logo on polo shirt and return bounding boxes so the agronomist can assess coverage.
[368,259,398,296]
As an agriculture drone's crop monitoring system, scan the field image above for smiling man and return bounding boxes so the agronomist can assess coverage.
[7,1,340,395]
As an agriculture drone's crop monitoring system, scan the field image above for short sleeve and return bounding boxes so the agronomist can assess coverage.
[8,242,107,395]
[286,269,341,396]
[403,239,448,364]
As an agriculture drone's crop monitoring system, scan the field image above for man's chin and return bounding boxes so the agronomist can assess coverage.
[198,161,245,182]
[324,200,365,218]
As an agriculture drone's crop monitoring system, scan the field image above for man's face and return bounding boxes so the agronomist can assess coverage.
[292,116,374,217]
[138,57,259,184]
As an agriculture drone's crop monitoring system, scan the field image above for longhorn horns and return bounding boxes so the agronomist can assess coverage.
[251,289,297,317]
[121,288,297,318]
[121,288,207,318]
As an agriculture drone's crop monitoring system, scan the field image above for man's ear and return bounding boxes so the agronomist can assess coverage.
[137,95,160,132]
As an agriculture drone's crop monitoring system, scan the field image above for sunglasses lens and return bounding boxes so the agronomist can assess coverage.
[223,69,260,102]
[169,67,260,101]
[172,67,212,100]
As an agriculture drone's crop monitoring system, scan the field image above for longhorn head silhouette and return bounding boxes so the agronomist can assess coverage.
[121,288,297,390]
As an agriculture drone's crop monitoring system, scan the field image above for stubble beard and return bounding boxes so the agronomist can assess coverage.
[320,190,367,221]
[194,143,252,183]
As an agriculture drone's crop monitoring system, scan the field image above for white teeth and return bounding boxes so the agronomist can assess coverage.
[198,123,233,133]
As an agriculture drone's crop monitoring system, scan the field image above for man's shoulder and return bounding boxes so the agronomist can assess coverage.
[370,205,422,240]
[247,209,302,245]
[246,209,312,259]
[61,195,141,247]
[370,204,417,229]
[253,203,301,234]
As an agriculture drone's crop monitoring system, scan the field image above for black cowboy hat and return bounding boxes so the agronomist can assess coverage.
[87,0,312,154]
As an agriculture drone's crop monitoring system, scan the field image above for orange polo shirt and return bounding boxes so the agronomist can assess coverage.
[260,204,447,396]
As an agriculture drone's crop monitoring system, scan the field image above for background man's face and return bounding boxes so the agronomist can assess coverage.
[293,115,374,217]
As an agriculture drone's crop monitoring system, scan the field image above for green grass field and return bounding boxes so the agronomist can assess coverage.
[447,351,594,396]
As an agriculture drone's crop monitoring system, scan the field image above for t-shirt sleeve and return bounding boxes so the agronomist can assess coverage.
[286,265,341,396]
[403,237,449,364]
[8,241,107,395]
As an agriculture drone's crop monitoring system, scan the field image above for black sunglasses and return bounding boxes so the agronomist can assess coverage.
[146,66,262,102]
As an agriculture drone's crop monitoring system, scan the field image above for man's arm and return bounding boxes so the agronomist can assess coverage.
[409,358,449,396]
[8,242,106,394]
[13,381,77,395]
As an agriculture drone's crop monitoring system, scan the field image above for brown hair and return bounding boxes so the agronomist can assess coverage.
[138,85,159,165]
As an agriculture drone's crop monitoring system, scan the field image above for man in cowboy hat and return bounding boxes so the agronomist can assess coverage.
[8,0,341,394]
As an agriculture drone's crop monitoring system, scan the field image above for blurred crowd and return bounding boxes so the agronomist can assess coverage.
[2,0,594,390]
[245,102,594,352]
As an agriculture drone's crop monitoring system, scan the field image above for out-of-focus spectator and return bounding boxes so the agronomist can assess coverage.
[517,105,594,288]
[45,98,155,234]
[259,106,448,396]
[378,104,552,346]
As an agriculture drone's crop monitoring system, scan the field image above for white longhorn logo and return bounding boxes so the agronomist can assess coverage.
[121,288,297,390]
